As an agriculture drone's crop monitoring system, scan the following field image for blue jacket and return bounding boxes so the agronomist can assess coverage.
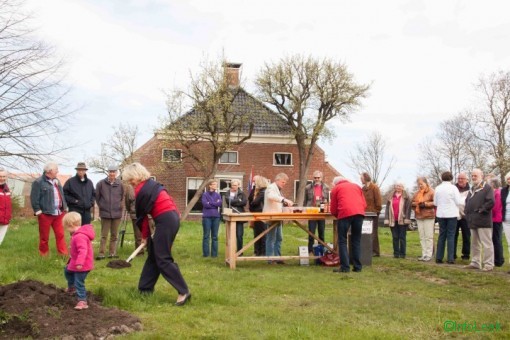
[30,174,68,215]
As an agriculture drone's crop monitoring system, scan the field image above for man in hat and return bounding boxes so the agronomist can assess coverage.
[63,162,96,224]
[95,165,124,259]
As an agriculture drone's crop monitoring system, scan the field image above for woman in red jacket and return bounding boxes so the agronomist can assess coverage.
[0,169,12,245]
[122,163,191,306]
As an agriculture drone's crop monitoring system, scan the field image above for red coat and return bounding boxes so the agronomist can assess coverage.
[0,184,12,225]
[330,179,367,219]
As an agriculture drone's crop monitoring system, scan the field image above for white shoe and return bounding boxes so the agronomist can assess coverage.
[423,256,431,262]
[418,256,424,261]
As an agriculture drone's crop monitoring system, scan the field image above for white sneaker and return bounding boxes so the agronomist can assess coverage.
[418,256,424,261]
[423,256,431,262]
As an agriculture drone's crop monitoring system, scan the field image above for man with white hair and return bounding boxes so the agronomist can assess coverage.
[30,162,68,256]
[330,175,367,273]
[464,168,495,271]
[264,172,293,264]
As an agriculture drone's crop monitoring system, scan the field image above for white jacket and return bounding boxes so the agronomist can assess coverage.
[263,182,284,213]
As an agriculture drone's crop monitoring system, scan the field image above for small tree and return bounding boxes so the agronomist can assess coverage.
[255,55,369,204]
[163,59,256,219]
[347,131,395,187]
[0,0,73,171]
[88,123,139,174]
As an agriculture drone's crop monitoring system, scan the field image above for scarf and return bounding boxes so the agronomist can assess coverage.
[135,179,165,228]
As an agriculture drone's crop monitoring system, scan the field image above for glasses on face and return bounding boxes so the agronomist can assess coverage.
[314,177,321,179]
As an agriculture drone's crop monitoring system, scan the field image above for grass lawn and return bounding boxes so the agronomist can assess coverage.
[1,218,509,339]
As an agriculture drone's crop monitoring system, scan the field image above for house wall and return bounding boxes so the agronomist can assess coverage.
[131,136,340,220]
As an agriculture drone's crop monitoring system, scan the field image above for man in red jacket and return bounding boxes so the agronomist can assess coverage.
[330,175,367,273]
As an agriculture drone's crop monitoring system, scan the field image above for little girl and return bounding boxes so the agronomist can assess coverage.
[63,212,95,310]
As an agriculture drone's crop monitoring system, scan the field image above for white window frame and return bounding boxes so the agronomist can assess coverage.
[186,177,204,214]
[219,151,239,164]
[273,152,293,166]
[162,148,182,162]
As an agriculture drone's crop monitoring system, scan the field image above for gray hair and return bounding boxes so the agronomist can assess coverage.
[274,173,289,181]
[313,170,323,178]
[505,172,510,181]
[489,177,501,189]
[332,175,345,186]
[43,162,58,173]
[230,179,241,187]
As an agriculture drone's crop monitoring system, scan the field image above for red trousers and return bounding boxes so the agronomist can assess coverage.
[38,213,68,256]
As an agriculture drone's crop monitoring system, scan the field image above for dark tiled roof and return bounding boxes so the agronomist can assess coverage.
[231,88,291,135]
[175,88,291,135]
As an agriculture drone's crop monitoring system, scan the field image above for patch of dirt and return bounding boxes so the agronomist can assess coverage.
[0,280,142,339]
[106,260,132,269]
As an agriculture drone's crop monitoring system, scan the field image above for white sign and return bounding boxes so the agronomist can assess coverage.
[362,220,373,234]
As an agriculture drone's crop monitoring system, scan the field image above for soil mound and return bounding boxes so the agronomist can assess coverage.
[0,280,142,339]
[106,260,132,269]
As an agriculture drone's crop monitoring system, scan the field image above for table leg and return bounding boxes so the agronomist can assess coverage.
[229,220,237,269]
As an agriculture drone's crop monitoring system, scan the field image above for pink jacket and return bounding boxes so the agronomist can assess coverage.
[493,188,503,223]
[68,224,95,272]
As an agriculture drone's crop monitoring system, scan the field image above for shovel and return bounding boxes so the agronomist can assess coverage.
[106,243,146,269]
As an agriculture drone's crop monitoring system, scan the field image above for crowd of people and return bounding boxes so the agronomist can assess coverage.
[205,168,510,274]
[2,161,510,308]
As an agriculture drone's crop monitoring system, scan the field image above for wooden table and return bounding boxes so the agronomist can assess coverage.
[223,212,337,269]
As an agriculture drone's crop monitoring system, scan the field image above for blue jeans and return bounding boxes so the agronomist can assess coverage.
[236,222,245,252]
[202,217,220,257]
[391,224,407,257]
[265,222,283,257]
[64,266,89,301]
[337,215,363,272]
[436,217,457,262]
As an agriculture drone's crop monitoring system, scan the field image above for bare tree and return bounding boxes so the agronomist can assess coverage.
[469,71,510,182]
[0,0,73,170]
[255,55,369,204]
[348,131,395,187]
[162,58,256,219]
[88,123,139,174]
[418,113,487,186]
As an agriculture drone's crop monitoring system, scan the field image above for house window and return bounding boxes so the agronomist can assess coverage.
[219,151,238,164]
[162,149,182,162]
[187,178,204,213]
[294,180,312,202]
[274,152,292,166]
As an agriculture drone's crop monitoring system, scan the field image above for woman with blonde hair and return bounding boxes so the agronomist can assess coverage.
[412,177,435,261]
[248,176,269,256]
[122,162,191,306]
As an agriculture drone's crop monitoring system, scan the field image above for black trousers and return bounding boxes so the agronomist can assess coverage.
[493,222,505,267]
[308,220,325,253]
[138,210,189,295]
[253,221,267,256]
[454,218,471,259]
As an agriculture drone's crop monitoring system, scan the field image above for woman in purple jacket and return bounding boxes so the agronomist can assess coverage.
[201,180,222,257]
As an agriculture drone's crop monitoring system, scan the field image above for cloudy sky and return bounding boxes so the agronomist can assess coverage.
[25,0,510,189]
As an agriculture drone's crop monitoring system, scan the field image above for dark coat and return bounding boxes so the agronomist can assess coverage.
[501,185,509,221]
[465,182,494,229]
[223,190,247,213]
[95,177,124,219]
[63,174,95,213]
[248,187,266,213]
[30,174,68,215]
[303,182,330,207]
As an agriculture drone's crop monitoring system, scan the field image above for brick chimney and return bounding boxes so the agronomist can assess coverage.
[225,62,242,88]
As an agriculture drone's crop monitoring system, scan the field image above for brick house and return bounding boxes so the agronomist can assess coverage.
[130,63,340,219]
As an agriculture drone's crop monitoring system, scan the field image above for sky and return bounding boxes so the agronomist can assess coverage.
[23,0,510,190]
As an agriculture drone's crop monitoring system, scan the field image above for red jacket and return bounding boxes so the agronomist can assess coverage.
[134,181,178,239]
[0,184,12,225]
[330,179,367,219]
